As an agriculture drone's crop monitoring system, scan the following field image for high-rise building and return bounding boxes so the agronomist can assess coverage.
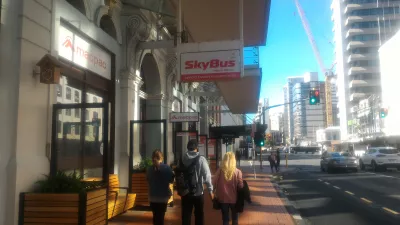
[331,0,400,141]
[283,73,326,144]
[283,85,289,144]
[254,98,270,132]
[292,80,326,143]
[284,76,304,143]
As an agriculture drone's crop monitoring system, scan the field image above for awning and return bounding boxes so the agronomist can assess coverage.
[171,0,271,47]
[216,68,262,114]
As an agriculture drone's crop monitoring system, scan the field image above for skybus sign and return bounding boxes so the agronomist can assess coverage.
[177,41,243,82]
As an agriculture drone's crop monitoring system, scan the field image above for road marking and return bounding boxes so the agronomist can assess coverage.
[361,198,372,204]
[318,179,322,182]
[333,186,341,189]
[324,182,330,185]
[383,207,399,215]
[345,191,355,195]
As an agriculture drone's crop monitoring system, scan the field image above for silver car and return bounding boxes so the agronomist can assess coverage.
[320,151,359,173]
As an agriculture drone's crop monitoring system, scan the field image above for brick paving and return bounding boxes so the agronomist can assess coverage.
[109,165,294,225]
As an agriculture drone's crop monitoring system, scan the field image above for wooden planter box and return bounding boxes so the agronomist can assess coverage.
[19,188,107,225]
[131,172,174,207]
[131,172,149,206]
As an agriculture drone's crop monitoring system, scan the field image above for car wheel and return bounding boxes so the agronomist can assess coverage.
[371,161,378,172]
[321,166,325,172]
[353,168,358,173]
[359,159,365,170]
[327,167,333,174]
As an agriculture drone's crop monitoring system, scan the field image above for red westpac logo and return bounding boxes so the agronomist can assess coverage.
[63,37,73,49]
[184,59,236,70]
[61,36,107,70]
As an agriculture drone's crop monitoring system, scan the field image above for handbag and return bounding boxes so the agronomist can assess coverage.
[212,170,222,210]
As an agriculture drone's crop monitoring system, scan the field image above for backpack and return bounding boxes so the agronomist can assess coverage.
[268,154,276,162]
[175,155,200,197]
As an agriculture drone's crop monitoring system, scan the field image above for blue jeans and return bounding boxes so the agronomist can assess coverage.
[220,203,238,225]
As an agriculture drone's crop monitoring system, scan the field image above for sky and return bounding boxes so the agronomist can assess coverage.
[257,0,335,116]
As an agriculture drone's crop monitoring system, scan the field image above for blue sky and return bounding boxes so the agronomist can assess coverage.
[257,0,334,115]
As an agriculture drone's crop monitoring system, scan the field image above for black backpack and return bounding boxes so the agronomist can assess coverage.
[175,155,200,197]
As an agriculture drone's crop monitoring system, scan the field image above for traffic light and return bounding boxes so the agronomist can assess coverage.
[380,108,388,118]
[254,132,264,147]
[309,90,320,105]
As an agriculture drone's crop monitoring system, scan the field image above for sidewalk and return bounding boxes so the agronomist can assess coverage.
[109,165,295,225]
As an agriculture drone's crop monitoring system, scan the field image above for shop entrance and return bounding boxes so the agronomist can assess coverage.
[51,103,110,181]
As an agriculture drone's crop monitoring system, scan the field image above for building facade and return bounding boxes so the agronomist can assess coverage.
[0,1,201,223]
[284,76,304,143]
[331,0,400,141]
[292,80,326,143]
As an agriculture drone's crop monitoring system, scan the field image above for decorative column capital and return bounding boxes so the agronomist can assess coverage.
[126,14,152,42]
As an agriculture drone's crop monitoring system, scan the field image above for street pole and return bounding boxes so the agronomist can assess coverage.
[261,106,265,170]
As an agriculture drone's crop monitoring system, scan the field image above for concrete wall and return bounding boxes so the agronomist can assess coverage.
[0,0,123,223]
[0,0,24,224]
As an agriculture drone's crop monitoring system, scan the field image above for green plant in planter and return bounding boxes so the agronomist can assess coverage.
[34,171,105,193]
[132,158,153,172]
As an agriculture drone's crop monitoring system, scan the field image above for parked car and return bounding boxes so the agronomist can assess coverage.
[359,147,400,172]
[320,151,359,173]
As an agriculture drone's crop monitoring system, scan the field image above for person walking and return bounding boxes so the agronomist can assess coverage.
[235,150,241,167]
[276,149,281,172]
[268,152,278,173]
[179,140,213,225]
[147,150,174,225]
[213,152,244,225]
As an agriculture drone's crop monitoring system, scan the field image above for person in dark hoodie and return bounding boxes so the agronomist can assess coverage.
[147,150,174,225]
[181,139,213,225]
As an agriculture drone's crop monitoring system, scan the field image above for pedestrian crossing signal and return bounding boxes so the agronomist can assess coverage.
[254,132,264,147]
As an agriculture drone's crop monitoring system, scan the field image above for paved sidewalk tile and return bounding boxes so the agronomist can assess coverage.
[110,168,294,225]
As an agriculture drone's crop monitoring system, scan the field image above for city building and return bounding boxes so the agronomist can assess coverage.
[291,76,326,144]
[0,0,270,223]
[331,0,400,141]
[316,127,341,151]
[254,98,270,133]
[284,76,304,143]
[379,29,400,139]
[269,112,283,131]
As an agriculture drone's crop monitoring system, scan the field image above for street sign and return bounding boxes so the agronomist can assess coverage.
[169,112,199,122]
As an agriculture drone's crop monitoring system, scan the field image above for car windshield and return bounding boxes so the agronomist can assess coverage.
[378,149,399,154]
[331,152,352,157]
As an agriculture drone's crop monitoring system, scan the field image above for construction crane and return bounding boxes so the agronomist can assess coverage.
[294,0,335,127]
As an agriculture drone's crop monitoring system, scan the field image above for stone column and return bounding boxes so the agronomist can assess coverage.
[118,70,143,187]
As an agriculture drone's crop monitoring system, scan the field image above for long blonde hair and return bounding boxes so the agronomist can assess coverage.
[220,152,237,181]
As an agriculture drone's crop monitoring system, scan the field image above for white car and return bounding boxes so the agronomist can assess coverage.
[359,147,400,171]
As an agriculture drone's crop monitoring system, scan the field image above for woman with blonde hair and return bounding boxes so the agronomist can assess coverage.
[212,152,244,225]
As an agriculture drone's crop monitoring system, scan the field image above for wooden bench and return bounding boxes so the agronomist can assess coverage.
[108,174,136,219]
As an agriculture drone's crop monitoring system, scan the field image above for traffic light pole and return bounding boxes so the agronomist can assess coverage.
[261,106,266,169]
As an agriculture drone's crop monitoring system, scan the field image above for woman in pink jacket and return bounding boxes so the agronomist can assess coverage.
[213,152,244,225]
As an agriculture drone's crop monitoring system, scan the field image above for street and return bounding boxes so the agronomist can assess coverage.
[253,153,400,225]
